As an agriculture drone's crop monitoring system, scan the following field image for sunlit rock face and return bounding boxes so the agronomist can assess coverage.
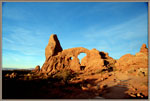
[40,34,148,75]
[140,44,148,54]
[40,34,115,74]
[115,44,148,71]
[45,34,63,60]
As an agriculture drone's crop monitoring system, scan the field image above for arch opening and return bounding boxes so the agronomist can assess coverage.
[71,57,73,60]
[77,53,87,70]
[78,53,87,63]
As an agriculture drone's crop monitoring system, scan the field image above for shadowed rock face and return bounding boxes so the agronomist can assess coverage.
[32,65,40,73]
[40,34,115,74]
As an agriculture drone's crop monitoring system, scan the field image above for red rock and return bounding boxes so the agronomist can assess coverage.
[45,34,63,60]
[40,34,116,74]
[115,44,148,71]
[40,34,147,76]
[10,72,17,78]
[32,65,40,73]
[140,44,148,54]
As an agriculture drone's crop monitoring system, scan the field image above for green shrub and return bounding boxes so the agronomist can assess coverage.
[53,69,76,84]
[29,76,32,80]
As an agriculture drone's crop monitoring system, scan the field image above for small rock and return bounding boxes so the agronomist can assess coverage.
[10,72,17,78]
[137,93,141,97]
[5,74,9,77]
[81,86,88,91]
[87,84,92,88]
[130,94,136,97]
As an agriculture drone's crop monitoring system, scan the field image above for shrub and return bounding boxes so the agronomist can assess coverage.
[29,76,32,80]
[52,69,76,84]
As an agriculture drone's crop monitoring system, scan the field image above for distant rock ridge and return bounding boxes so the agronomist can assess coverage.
[115,44,148,71]
[34,34,148,74]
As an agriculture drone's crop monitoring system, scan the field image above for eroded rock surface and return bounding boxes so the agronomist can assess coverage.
[140,44,148,54]
[32,65,40,73]
[40,34,116,74]
[45,34,63,60]
[115,44,148,72]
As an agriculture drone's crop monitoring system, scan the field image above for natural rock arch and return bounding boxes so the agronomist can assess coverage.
[60,47,90,71]
[40,34,116,74]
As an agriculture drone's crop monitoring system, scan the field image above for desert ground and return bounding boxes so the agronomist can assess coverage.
[2,67,148,99]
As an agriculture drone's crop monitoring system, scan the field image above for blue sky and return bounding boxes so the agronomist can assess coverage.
[2,2,148,69]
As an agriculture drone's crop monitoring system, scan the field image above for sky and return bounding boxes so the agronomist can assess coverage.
[2,2,148,69]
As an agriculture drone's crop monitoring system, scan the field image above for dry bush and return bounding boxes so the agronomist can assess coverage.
[52,69,77,84]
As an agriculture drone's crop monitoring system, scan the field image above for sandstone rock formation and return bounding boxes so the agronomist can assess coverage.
[40,34,147,76]
[10,72,17,78]
[32,65,40,73]
[140,44,148,54]
[81,51,116,71]
[45,34,63,60]
[115,44,148,71]
[40,34,116,74]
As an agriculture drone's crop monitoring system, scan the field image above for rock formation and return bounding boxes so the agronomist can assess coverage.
[10,72,17,78]
[45,34,63,60]
[115,44,148,72]
[39,34,148,76]
[40,34,116,74]
[32,65,40,73]
[140,44,148,54]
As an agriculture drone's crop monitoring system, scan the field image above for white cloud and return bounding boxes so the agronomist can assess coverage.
[2,26,48,68]
[3,27,47,56]
[76,13,148,59]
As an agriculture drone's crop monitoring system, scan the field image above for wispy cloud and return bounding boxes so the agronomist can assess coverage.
[2,26,48,68]
[3,27,47,56]
[76,13,148,59]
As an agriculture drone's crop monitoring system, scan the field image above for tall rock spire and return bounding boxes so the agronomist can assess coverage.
[45,34,63,60]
